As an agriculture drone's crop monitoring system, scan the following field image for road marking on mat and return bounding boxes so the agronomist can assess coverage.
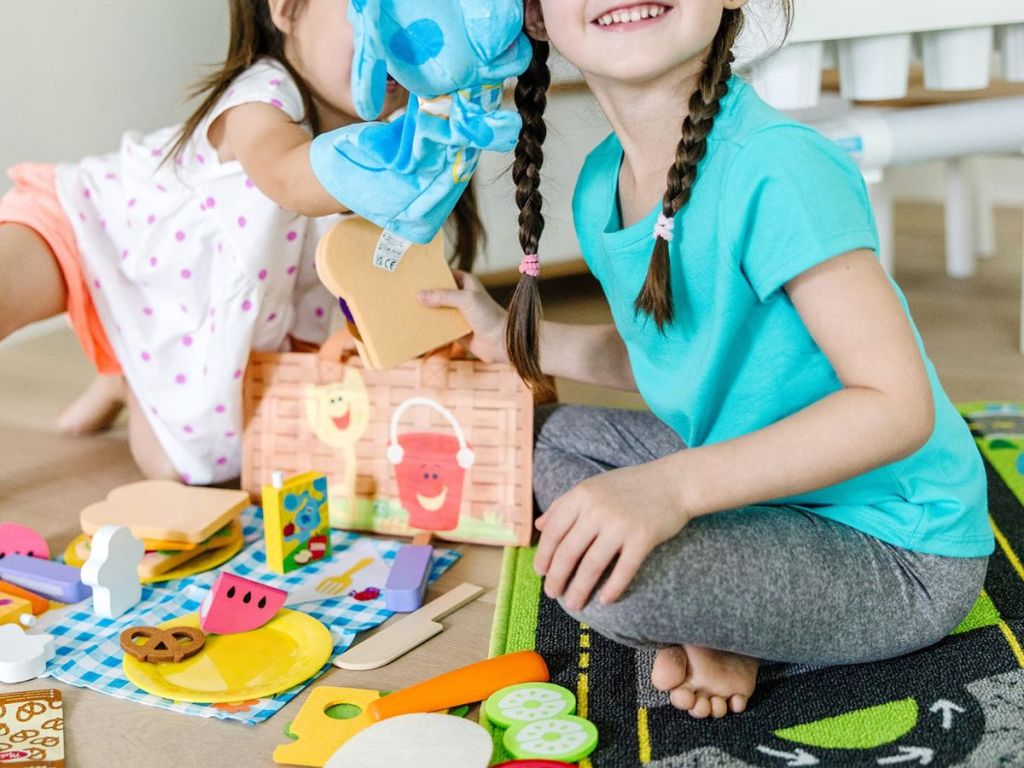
[998,621,1024,668]
[578,625,593,768]
[638,707,652,764]
[991,515,1024,584]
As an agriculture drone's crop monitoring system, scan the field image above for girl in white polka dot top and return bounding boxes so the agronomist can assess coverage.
[0,0,484,485]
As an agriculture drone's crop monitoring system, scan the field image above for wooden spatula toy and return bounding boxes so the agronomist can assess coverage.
[333,582,484,670]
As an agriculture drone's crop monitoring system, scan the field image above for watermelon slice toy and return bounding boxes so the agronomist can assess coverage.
[199,572,288,634]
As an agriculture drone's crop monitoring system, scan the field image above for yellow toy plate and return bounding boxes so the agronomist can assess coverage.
[63,530,244,584]
[123,609,333,704]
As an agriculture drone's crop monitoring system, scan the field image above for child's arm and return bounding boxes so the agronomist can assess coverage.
[419,271,637,391]
[212,102,349,217]
[537,249,935,610]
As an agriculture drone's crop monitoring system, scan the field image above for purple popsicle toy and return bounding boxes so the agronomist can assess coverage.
[0,554,91,603]
[384,545,433,612]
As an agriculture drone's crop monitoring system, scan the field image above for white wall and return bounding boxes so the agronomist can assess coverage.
[0,0,229,194]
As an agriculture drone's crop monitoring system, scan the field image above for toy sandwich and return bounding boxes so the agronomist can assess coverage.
[78,481,249,579]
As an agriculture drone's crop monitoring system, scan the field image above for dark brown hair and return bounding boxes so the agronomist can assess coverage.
[506,3,793,392]
[166,0,482,269]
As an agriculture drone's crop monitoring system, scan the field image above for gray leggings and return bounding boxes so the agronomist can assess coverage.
[534,404,988,665]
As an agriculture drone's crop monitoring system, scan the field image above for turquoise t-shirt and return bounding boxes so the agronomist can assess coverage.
[571,76,993,558]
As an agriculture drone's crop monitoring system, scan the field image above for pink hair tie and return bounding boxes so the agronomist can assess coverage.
[518,253,540,278]
[653,212,675,242]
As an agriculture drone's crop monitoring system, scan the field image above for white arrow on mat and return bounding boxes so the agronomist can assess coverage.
[928,699,965,730]
[755,745,819,766]
[877,746,935,766]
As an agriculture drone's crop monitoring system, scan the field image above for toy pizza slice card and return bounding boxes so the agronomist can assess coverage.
[315,217,471,371]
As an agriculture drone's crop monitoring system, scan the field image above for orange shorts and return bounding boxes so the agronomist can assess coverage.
[0,163,120,374]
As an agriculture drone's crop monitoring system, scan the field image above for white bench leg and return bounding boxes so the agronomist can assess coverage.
[972,159,997,259]
[944,158,976,278]
[866,171,895,275]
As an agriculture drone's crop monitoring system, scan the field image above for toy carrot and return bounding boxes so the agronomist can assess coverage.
[368,651,549,721]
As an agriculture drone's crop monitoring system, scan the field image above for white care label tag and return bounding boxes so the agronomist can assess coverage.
[373,230,413,272]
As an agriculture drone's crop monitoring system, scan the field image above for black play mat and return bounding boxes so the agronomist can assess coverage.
[488,403,1024,767]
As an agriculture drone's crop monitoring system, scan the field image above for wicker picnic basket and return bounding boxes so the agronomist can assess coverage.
[241,328,536,546]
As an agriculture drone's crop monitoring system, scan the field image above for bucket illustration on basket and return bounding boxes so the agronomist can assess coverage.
[386,398,475,531]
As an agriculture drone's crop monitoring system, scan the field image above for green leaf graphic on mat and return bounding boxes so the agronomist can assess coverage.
[987,439,1018,450]
[775,698,918,749]
[952,590,1001,635]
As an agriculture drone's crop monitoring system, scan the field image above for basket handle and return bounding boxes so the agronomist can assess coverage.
[417,342,470,388]
[317,326,359,363]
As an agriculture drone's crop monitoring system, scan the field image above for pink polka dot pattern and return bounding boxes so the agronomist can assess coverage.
[182,336,193,347]
[287,265,297,275]
[175,231,186,242]
[216,456,228,466]
[238,216,247,228]
[215,404,226,414]
[141,351,151,361]
[258,269,268,281]
[205,196,216,208]
[83,189,91,198]
[147,214,156,224]
[233,369,243,379]
[175,374,187,384]
[93,279,101,290]
[181,269,192,279]
[245,178,255,189]
[267,313,277,323]
[127,198,136,208]
[315,307,325,318]
[184,425,194,434]
[286,231,298,242]
[143,307,153,316]
[225,431,236,438]
[150,257,158,267]
[270,98,283,109]
[242,300,252,312]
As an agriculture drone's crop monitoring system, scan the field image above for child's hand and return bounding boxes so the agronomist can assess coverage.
[534,459,690,611]
[418,271,509,364]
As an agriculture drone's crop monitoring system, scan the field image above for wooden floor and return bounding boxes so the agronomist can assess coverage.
[0,202,1020,766]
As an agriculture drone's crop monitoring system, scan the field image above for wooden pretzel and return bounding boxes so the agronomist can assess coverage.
[119,626,206,663]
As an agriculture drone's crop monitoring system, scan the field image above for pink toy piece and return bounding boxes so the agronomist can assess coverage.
[384,545,432,613]
[0,554,90,603]
[199,572,288,634]
[0,523,50,560]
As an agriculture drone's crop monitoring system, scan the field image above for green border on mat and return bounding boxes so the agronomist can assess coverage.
[486,545,543,763]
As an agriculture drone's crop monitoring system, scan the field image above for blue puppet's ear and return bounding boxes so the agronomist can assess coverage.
[455,0,525,63]
[348,0,389,120]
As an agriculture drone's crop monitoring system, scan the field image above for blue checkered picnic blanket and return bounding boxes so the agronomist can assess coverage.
[46,507,459,725]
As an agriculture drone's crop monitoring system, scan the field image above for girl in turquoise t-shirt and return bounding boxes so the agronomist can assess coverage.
[422,0,992,718]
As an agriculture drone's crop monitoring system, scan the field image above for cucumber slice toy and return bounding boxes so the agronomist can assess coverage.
[485,682,576,727]
[503,715,598,763]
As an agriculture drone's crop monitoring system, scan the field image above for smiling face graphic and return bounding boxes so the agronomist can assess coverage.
[414,465,450,512]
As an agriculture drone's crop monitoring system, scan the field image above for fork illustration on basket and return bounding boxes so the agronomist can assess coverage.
[315,557,376,597]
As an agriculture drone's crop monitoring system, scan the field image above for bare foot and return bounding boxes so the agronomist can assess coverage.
[651,644,759,719]
[56,375,126,435]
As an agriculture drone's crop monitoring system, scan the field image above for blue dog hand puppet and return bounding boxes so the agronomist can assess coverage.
[310,0,532,244]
